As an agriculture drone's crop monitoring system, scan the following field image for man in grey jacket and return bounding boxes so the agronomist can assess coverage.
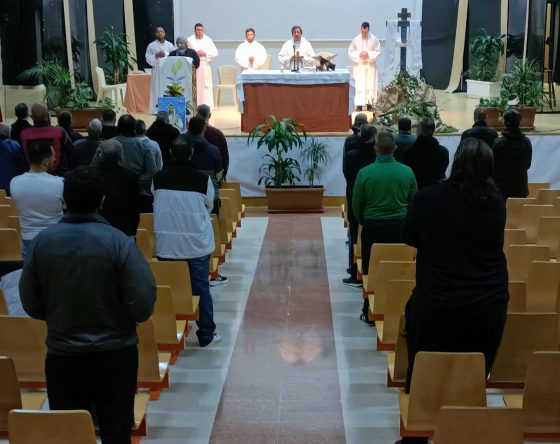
[20,166,156,444]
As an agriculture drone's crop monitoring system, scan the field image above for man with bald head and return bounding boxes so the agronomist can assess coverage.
[461,107,498,148]
[20,103,74,176]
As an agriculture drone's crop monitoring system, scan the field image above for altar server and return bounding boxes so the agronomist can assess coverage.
[188,23,219,109]
[235,28,267,71]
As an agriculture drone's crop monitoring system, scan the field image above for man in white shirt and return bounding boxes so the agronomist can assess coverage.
[187,23,219,109]
[10,139,64,257]
[235,28,267,71]
[146,26,176,114]
[348,22,381,111]
[278,25,316,72]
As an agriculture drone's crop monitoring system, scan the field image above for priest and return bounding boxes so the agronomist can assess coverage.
[235,28,267,71]
[146,26,176,114]
[278,25,315,72]
[187,23,219,109]
[348,22,381,111]
[169,36,201,68]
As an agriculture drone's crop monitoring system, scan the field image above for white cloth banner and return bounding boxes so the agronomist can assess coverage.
[381,20,423,87]
[236,70,355,114]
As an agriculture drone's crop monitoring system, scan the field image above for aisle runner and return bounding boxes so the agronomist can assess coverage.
[210,214,346,444]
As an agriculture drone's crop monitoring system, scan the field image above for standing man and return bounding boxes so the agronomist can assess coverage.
[348,22,381,111]
[146,26,176,114]
[197,104,229,179]
[169,36,200,68]
[461,107,499,149]
[235,28,267,71]
[278,25,316,71]
[20,166,156,444]
[188,24,219,109]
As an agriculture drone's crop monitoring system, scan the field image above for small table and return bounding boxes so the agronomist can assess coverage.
[236,70,354,132]
[123,73,151,114]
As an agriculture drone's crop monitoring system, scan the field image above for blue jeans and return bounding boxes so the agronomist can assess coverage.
[186,255,216,346]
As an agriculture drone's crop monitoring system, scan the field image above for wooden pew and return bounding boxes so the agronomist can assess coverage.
[386,315,408,388]
[506,198,536,229]
[0,228,22,261]
[137,319,171,400]
[151,286,188,364]
[505,244,550,282]
[376,280,415,351]
[536,216,560,258]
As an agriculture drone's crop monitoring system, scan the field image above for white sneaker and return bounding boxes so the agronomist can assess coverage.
[202,333,222,347]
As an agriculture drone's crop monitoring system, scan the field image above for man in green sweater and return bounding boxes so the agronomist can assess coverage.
[352,132,417,325]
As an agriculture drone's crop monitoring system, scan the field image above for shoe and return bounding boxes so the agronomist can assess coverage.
[209,274,228,286]
[201,333,222,347]
[343,277,363,288]
[360,313,376,327]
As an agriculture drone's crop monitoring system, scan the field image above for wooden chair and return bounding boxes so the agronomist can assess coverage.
[528,182,550,198]
[537,188,560,204]
[0,357,47,433]
[505,244,550,282]
[148,261,200,320]
[525,261,560,312]
[219,191,238,237]
[218,197,234,250]
[432,407,524,444]
[8,410,96,444]
[220,187,242,227]
[215,65,238,107]
[518,204,556,243]
[222,181,245,217]
[138,213,155,256]
[536,216,560,258]
[0,316,47,387]
[1,197,18,216]
[0,289,7,315]
[0,205,10,226]
[386,315,408,388]
[211,214,226,265]
[376,280,415,351]
[488,313,559,388]
[399,352,487,438]
[0,228,22,261]
[354,224,362,276]
[0,189,5,199]
[508,281,526,312]
[135,228,154,261]
[506,197,537,229]
[503,228,527,249]
[362,243,416,291]
[7,215,20,234]
[502,351,560,440]
[137,319,171,400]
[151,285,188,364]
[366,261,416,321]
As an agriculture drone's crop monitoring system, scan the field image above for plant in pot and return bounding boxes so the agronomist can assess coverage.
[500,58,544,130]
[466,29,505,98]
[94,27,136,85]
[249,115,332,213]
[478,96,508,130]
[297,137,331,211]
[18,58,72,108]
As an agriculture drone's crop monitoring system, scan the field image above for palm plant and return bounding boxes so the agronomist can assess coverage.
[501,59,544,107]
[18,59,72,107]
[299,138,331,187]
[94,28,136,84]
[467,29,505,82]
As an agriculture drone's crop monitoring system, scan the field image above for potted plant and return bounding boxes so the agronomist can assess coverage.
[500,58,544,130]
[297,137,331,211]
[249,115,330,213]
[466,29,505,98]
[478,96,508,130]
[58,83,112,131]
[94,27,136,85]
[18,58,72,108]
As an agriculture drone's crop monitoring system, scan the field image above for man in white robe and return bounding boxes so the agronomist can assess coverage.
[348,22,381,110]
[278,26,315,72]
[146,27,176,114]
[187,23,218,109]
[235,28,267,71]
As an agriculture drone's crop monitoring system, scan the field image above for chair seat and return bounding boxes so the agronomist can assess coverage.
[399,391,410,428]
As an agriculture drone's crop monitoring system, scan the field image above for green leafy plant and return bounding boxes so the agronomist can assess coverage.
[165,83,185,97]
[479,96,507,109]
[94,28,136,84]
[97,96,115,109]
[299,137,331,186]
[65,83,93,109]
[248,116,307,188]
[500,58,544,107]
[18,58,72,108]
[467,29,505,82]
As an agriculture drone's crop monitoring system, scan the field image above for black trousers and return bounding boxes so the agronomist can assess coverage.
[347,199,359,280]
[360,218,404,315]
[45,346,138,444]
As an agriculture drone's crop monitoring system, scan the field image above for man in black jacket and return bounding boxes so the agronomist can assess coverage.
[146,111,180,169]
[20,166,156,444]
[402,117,449,190]
[461,107,498,148]
[70,118,103,168]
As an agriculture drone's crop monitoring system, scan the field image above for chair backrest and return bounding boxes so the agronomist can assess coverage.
[528,182,550,198]
[537,216,560,259]
[0,356,23,430]
[0,316,47,384]
[220,191,239,229]
[9,409,97,444]
[521,351,560,433]
[135,228,154,261]
[504,228,527,249]
[433,407,524,444]
[537,189,560,204]
[217,65,237,85]
[218,196,233,240]
[151,285,179,344]
[380,280,415,344]
[0,228,22,261]
[220,188,242,216]
[489,313,559,385]
[95,66,107,91]
[210,214,223,256]
[137,319,162,383]
[519,204,556,243]
[148,261,195,315]
[505,244,550,282]
[138,213,155,255]
[0,289,7,315]
[368,261,416,314]
[0,190,5,199]
[367,243,416,278]
[0,205,10,227]
[258,54,272,70]
[407,352,487,431]
[506,198,537,229]
[508,281,526,312]
[526,261,560,312]
[392,315,409,382]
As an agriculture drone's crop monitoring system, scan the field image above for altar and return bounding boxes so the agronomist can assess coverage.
[236,70,354,133]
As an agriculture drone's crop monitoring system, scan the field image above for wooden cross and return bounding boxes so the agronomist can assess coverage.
[397,7,411,73]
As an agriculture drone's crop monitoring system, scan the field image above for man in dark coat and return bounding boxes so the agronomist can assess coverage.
[461,107,498,148]
[70,119,103,169]
[197,104,229,180]
[492,108,532,199]
[342,113,368,173]
[394,117,416,162]
[146,111,180,169]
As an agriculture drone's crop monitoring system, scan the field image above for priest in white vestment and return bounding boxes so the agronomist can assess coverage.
[235,28,267,71]
[278,26,315,72]
[348,22,381,110]
[187,23,219,109]
[146,26,176,114]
